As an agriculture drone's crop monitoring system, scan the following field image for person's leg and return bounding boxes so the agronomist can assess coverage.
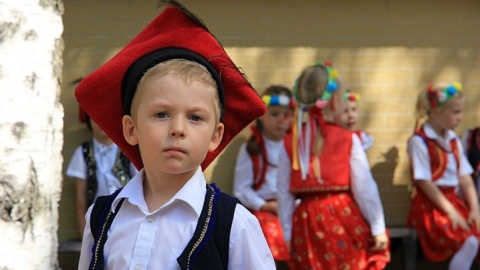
[449,236,479,270]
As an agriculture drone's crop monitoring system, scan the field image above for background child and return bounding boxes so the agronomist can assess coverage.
[233,85,294,266]
[277,62,390,269]
[407,82,480,270]
[462,127,480,195]
[342,90,374,151]
[66,83,137,236]
[75,1,275,269]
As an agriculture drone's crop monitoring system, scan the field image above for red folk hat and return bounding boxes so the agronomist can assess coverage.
[75,0,266,170]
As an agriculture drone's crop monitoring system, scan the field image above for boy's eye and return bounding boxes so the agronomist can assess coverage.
[189,115,203,122]
[155,112,168,118]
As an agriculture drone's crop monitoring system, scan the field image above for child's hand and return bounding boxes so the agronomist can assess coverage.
[447,210,470,231]
[370,232,389,251]
[260,201,278,215]
[468,210,480,231]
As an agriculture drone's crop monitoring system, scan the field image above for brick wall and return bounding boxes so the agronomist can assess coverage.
[60,0,480,240]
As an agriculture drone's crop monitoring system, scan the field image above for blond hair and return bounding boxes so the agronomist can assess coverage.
[414,82,464,130]
[132,59,221,122]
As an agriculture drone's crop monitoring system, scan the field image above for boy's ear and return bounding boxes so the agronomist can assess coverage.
[122,115,139,146]
[208,123,224,152]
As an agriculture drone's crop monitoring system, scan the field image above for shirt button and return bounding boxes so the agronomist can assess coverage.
[147,216,154,223]
[135,264,142,270]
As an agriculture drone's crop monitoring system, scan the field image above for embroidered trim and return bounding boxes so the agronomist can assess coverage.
[91,211,113,269]
[290,185,350,194]
[186,185,215,269]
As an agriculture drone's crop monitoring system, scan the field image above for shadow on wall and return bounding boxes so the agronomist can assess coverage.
[371,146,400,186]
[210,136,247,196]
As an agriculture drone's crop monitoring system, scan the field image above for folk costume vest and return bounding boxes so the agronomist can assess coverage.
[466,127,480,179]
[413,126,460,182]
[88,184,238,270]
[81,140,131,206]
[285,118,352,195]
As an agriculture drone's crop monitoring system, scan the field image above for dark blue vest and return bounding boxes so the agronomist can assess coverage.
[88,184,238,270]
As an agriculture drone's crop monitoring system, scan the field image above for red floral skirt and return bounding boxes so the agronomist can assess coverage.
[407,186,480,262]
[288,192,390,270]
[252,210,289,261]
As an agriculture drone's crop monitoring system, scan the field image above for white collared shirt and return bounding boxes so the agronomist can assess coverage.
[408,123,473,186]
[277,134,386,241]
[78,167,275,270]
[233,135,283,211]
[66,138,138,199]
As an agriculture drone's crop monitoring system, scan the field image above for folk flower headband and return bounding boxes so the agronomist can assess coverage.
[344,92,361,101]
[318,61,339,101]
[427,82,462,108]
[262,94,295,109]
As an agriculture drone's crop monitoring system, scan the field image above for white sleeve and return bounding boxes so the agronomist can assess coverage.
[228,205,276,269]
[233,143,266,211]
[350,134,386,236]
[276,145,295,241]
[78,205,94,270]
[408,135,432,181]
[461,130,471,153]
[360,130,374,151]
[456,137,474,177]
[66,145,87,180]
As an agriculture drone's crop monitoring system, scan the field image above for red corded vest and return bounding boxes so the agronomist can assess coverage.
[284,120,352,194]
[413,126,460,182]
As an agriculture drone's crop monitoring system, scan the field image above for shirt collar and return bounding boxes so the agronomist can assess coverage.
[423,122,457,142]
[92,138,117,153]
[112,167,206,217]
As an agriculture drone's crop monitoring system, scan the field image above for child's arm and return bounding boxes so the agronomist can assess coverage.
[78,205,95,269]
[276,146,295,244]
[350,135,386,237]
[232,143,267,211]
[416,180,470,230]
[229,205,276,269]
[459,174,480,231]
[74,178,87,237]
[350,135,389,251]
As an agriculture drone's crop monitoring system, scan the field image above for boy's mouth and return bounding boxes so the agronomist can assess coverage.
[164,147,186,153]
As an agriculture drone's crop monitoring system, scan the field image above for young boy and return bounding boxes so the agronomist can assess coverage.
[75,1,275,269]
[66,81,137,237]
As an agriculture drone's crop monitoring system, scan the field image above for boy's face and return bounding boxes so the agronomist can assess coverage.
[122,73,224,176]
[344,100,358,130]
[260,106,293,141]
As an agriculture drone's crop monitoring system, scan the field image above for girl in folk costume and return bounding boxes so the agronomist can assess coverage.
[407,82,480,270]
[277,62,390,270]
[342,91,374,151]
[461,126,480,195]
[233,85,294,267]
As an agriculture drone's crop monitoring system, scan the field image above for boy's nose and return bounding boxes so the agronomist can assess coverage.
[170,118,186,138]
[170,131,185,138]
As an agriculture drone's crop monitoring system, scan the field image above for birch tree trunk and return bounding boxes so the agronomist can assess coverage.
[0,0,64,269]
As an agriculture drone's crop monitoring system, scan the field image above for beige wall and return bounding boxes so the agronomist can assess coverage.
[60,0,480,240]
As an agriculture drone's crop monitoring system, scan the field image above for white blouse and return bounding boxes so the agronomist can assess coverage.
[408,123,473,186]
[233,135,283,211]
